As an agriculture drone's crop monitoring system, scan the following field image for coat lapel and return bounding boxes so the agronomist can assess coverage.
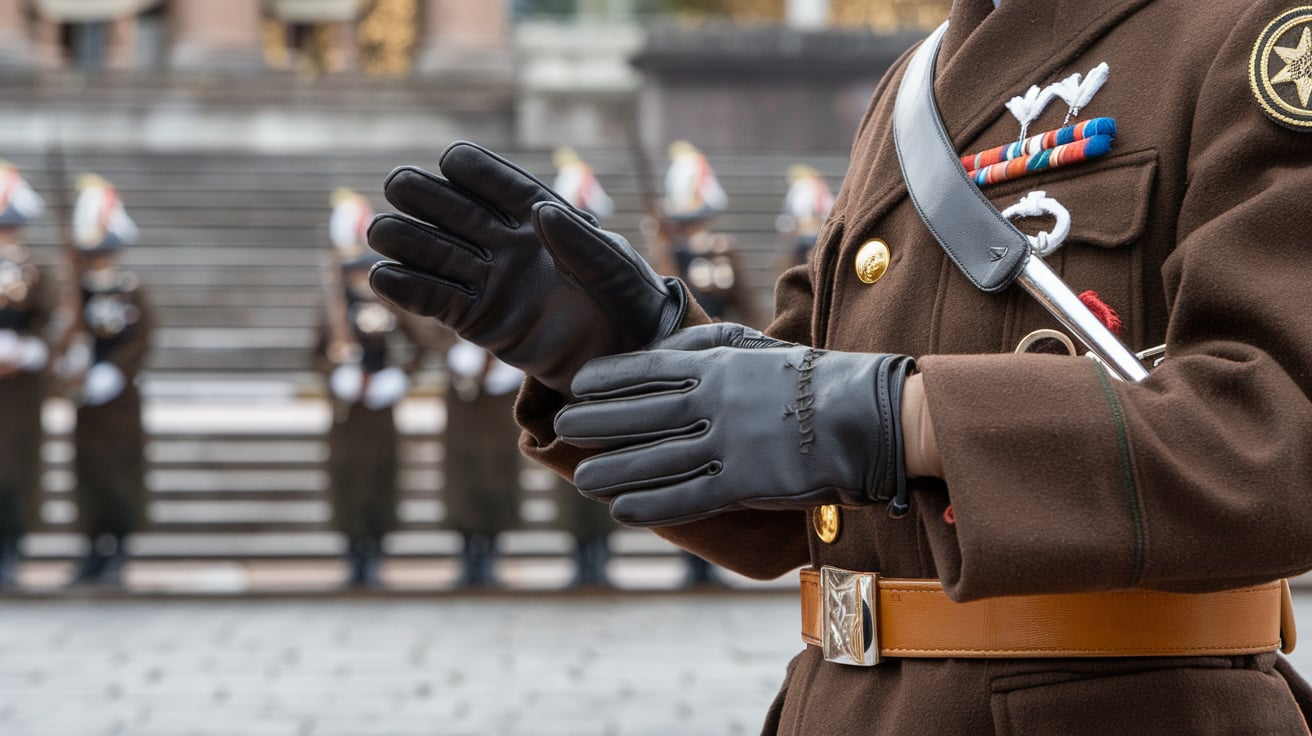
[936,0,1156,148]
[823,0,1156,346]
[845,0,1157,233]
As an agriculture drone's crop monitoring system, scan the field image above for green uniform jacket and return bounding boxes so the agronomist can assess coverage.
[515,0,1312,732]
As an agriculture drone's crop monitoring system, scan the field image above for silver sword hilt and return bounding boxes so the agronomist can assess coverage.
[1016,255,1150,383]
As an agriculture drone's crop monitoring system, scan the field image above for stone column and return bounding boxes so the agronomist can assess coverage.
[0,0,32,67]
[415,0,511,76]
[31,17,64,69]
[168,0,265,72]
[105,15,138,69]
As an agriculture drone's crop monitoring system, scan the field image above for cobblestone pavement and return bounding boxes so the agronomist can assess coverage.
[2,589,1311,736]
[0,591,798,736]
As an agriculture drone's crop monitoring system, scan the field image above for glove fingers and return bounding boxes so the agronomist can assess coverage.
[570,350,705,399]
[368,262,476,325]
[534,202,654,287]
[438,141,565,223]
[367,214,488,287]
[650,322,790,352]
[554,390,704,449]
[574,436,716,501]
[382,165,513,245]
[605,472,738,527]
[534,202,670,343]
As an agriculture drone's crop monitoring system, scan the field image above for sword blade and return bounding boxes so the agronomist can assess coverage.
[1017,255,1150,382]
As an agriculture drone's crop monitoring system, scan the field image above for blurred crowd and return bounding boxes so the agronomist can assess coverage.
[0,144,833,594]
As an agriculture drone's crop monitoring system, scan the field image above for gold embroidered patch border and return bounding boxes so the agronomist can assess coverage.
[1250,6,1312,131]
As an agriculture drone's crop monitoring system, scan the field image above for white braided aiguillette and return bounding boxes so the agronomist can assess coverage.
[1051,62,1110,124]
[1000,190,1071,258]
[1005,84,1060,144]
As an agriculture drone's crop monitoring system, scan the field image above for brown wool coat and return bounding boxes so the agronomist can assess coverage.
[517,0,1312,732]
[444,385,522,537]
[75,280,152,538]
[316,299,426,540]
[0,266,54,538]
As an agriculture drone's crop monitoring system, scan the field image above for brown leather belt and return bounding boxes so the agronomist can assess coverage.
[800,567,1293,666]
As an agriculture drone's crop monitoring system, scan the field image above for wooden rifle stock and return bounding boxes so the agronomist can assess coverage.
[320,247,361,366]
[627,124,679,278]
[45,140,86,368]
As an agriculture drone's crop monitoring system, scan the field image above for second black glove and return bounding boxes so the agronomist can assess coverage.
[554,323,917,526]
[367,141,686,396]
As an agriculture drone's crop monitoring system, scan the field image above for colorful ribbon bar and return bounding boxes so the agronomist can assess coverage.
[960,117,1117,172]
[968,134,1114,186]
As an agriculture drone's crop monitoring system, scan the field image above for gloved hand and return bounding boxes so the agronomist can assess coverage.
[362,366,409,409]
[16,336,48,372]
[368,141,687,397]
[554,323,917,526]
[82,362,126,407]
[330,362,364,403]
[483,360,525,397]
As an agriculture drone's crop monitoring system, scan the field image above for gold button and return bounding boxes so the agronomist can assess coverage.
[813,505,841,544]
[854,239,890,284]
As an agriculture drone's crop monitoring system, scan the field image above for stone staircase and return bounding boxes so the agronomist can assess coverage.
[5,147,851,573]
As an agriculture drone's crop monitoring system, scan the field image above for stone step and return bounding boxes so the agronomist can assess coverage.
[19,528,678,560]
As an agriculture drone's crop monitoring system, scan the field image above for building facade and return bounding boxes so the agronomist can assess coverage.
[0,0,507,75]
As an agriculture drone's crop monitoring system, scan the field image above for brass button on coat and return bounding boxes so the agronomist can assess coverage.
[813,505,841,543]
[855,239,891,284]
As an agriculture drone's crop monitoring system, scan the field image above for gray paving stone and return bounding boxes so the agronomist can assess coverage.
[0,593,797,736]
[1,591,1309,735]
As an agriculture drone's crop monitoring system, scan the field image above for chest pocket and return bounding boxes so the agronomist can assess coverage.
[983,148,1158,250]
[980,149,1160,348]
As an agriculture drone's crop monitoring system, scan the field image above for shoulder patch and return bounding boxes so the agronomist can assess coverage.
[1250,6,1312,131]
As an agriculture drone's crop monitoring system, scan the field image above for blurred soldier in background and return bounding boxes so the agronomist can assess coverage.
[550,146,616,587]
[442,337,524,589]
[65,173,151,588]
[774,163,833,272]
[551,146,614,222]
[658,140,760,329]
[0,161,51,590]
[658,140,759,587]
[318,189,425,589]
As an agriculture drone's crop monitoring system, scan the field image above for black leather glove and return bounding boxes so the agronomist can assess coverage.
[554,323,917,526]
[367,141,687,396]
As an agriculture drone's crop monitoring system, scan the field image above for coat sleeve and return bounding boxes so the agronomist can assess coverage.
[515,66,903,578]
[515,270,821,579]
[917,4,1312,601]
[104,286,153,379]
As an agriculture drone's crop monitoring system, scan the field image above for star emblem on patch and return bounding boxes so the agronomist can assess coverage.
[1250,6,1312,131]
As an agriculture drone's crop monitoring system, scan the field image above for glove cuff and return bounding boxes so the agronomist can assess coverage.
[869,354,918,513]
[656,276,690,343]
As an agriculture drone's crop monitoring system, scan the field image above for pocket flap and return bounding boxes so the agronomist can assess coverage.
[985,148,1158,249]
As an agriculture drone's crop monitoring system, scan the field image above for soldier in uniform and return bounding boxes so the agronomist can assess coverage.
[0,162,50,590]
[658,140,761,328]
[550,147,617,587]
[318,189,424,589]
[658,140,759,586]
[552,146,614,222]
[66,173,151,588]
[367,0,1312,728]
[774,163,833,271]
[442,337,524,589]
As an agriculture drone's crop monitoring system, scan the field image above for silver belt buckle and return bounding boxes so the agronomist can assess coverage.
[820,566,879,666]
